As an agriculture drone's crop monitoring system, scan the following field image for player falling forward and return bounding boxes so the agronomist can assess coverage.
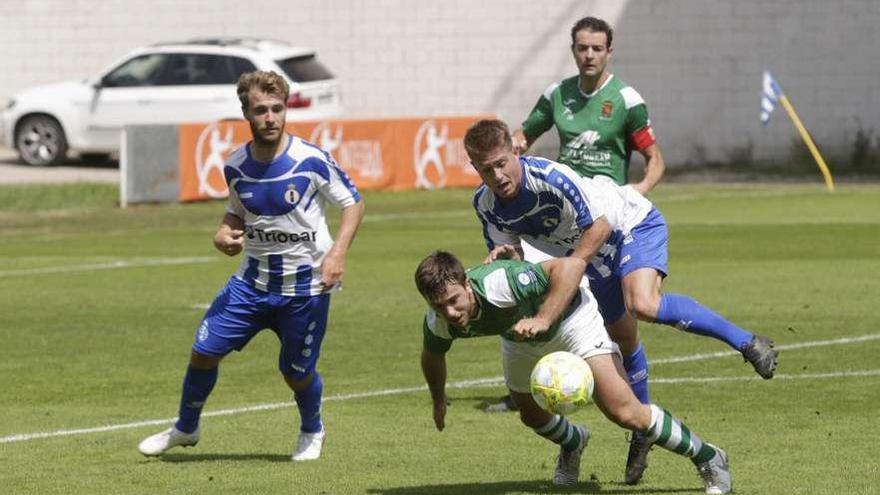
[415,251,732,493]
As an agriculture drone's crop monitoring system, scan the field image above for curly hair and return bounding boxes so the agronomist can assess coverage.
[236,70,290,110]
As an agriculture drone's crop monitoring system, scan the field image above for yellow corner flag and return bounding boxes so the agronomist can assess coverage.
[761,71,834,191]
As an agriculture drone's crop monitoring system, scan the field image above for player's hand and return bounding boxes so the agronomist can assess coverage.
[214,229,245,257]
[511,129,529,155]
[483,245,521,264]
[319,249,345,292]
[432,397,448,431]
[512,317,551,341]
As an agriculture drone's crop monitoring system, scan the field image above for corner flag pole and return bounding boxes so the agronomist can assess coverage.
[777,95,835,192]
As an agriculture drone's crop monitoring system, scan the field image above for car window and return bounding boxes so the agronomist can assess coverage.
[230,57,258,79]
[158,54,240,86]
[102,54,169,87]
[275,55,334,82]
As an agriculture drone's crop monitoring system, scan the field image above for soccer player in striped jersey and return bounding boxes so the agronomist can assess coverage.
[138,71,365,461]
[415,251,731,494]
[507,17,667,481]
[465,119,776,485]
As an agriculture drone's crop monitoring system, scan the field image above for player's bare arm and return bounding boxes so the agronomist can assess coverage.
[213,212,245,257]
[484,244,524,264]
[633,143,666,196]
[570,216,613,264]
[420,348,448,431]
[511,128,533,154]
[320,199,366,290]
[513,257,586,340]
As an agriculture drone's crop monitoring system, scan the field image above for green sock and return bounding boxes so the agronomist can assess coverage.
[534,414,584,452]
[646,404,716,464]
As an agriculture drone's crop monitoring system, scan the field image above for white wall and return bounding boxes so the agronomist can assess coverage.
[2,0,878,166]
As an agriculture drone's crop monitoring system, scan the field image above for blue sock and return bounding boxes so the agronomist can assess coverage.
[656,293,753,350]
[622,344,650,404]
[295,372,323,433]
[175,365,218,434]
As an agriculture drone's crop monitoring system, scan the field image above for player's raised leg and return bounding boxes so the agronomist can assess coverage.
[587,353,732,494]
[623,267,778,379]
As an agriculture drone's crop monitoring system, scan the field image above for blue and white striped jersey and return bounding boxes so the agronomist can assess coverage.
[224,135,361,296]
[473,155,652,260]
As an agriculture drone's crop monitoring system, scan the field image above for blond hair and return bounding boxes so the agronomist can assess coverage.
[236,70,290,110]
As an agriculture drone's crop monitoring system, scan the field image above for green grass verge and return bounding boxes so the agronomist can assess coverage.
[0,183,877,494]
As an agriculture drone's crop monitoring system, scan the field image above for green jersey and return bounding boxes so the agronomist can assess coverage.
[521,74,657,185]
[422,260,579,353]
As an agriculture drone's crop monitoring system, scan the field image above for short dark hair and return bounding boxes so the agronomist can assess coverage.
[414,250,466,302]
[570,16,613,48]
[464,119,513,158]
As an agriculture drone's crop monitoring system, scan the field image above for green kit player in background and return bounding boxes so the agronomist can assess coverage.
[505,16,667,483]
[414,251,731,494]
[512,16,665,195]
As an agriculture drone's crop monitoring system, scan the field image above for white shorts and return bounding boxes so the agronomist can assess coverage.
[501,278,619,393]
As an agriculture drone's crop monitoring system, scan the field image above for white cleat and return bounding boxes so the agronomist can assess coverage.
[291,429,325,461]
[138,426,200,456]
[697,444,732,494]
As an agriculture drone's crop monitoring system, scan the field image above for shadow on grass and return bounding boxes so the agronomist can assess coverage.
[153,452,291,463]
[367,480,701,494]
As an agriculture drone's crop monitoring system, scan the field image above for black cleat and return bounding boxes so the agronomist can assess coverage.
[624,430,651,485]
[741,335,778,379]
[484,394,519,413]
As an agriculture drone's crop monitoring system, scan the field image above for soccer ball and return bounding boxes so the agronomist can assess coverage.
[529,351,594,415]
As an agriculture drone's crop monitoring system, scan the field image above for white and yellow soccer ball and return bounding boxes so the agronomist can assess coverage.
[529,351,594,415]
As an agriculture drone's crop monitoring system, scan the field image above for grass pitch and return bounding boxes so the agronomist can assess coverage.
[1,183,878,494]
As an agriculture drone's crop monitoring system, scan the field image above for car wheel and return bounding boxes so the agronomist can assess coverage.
[15,115,68,166]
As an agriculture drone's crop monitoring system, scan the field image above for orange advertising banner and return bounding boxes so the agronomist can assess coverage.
[178,115,492,202]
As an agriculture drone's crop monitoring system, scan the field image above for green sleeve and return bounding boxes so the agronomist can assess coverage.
[625,101,651,133]
[505,261,550,304]
[422,315,453,354]
[521,94,555,142]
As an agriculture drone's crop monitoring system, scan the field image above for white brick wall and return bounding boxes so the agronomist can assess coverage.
[2,0,878,166]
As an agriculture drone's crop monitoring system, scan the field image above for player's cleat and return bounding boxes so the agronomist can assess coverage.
[741,335,778,379]
[137,426,199,456]
[624,430,652,485]
[552,425,590,486]
[291,429,325,461]
[696,444,731,494]
[484,394,519,413]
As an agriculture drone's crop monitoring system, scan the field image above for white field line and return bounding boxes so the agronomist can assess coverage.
[360,210,472,223]
[650,333,880,364]
[2,334,878,445]
[0,256,217,277]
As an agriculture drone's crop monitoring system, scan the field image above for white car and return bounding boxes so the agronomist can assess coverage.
[1,37,342,166]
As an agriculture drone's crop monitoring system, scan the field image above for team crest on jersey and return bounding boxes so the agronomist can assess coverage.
[197,321,209,342]
[284,184,300,204]
[541,216,560,228]
[601,101,613,119]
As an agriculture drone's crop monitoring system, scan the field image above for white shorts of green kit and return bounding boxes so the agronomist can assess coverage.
[501,279,620,394]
